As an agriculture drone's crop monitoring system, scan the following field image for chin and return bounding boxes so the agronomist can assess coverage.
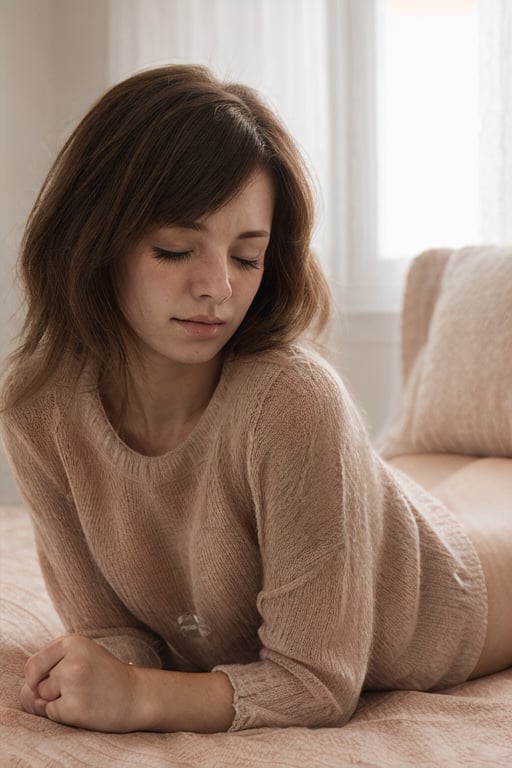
[159,344,226,367]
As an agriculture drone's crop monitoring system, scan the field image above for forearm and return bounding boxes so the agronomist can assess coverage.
[133,667,235,733]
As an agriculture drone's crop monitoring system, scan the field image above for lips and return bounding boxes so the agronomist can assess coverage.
[179,316,225,324]
[173,317,226,339]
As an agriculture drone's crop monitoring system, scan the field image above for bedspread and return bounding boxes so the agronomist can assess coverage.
[1,505,511,768]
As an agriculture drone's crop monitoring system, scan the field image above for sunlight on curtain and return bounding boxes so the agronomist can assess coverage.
[377,0,481,261]
[377,0,512,260]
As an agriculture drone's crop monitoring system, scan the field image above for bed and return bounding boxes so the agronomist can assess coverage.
[1,245,512,767]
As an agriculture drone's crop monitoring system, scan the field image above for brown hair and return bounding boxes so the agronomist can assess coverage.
[2,64,331,411]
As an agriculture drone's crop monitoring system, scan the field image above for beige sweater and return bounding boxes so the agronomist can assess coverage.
[1,345,487,731]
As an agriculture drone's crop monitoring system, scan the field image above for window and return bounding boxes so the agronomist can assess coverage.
[377,0,481,261]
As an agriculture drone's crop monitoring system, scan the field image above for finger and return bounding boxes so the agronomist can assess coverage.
[45,698,64,725]
[20,681,36,713]
[38,673,61,702]
[45,697,82,729]
[20,681,48,718]
[24,637,67,690]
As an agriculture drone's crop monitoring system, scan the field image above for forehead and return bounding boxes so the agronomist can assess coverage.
[202,168,275,222]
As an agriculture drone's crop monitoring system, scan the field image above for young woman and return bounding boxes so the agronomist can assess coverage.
[1,65,510,734]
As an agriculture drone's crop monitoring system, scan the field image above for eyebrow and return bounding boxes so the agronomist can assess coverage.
[237,230,270,240]
[174,222,270,240]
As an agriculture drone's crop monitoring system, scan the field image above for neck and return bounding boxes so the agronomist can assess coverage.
[101,353,223,455]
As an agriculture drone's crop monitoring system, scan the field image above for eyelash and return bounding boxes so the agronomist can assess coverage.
[151,247,261,271]
[152,247,192,262]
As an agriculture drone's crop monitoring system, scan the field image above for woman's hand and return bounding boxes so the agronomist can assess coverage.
[21,633,235,733]
[20,634,143,732]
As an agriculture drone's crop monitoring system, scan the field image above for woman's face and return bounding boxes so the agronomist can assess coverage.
[118,168,274,370]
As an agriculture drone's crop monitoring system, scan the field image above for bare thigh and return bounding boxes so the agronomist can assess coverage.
[429,458,512,677]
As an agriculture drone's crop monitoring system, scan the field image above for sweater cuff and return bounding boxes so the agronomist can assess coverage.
[212,658,352,731]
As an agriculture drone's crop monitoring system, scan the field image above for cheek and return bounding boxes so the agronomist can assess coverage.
[140,261,174,298]
[234,280,261,318]
[248,271,265,305]
[240,265,264,296]
[121,266,169,324]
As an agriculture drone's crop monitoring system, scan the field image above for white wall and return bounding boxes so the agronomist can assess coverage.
[1,0,52,362]
[330,311,402,441]
[1,0,52,504]
[0,0,403,505]
[0,0,110,504]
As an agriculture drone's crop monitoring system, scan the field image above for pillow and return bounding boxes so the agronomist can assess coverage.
[380,245,512,458]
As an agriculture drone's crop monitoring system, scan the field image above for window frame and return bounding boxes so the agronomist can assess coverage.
[327,0,411,314]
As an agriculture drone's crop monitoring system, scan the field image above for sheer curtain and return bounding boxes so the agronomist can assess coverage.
[480,0,512,245]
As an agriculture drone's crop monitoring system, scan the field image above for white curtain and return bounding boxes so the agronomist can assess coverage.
[479,0,512,245]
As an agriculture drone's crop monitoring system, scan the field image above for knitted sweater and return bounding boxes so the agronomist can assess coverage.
[1,345,487,731]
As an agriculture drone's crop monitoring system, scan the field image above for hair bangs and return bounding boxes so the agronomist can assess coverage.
[151,101,272,227]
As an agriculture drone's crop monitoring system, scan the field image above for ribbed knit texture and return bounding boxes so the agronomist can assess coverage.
[380,245,512,458]
[1,345,487,731]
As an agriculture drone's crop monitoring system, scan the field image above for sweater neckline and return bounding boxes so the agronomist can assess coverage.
[79,355,234,479]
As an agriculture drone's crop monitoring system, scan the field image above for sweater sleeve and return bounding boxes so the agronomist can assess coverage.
[1,405,165,669]
[213,358,384,730]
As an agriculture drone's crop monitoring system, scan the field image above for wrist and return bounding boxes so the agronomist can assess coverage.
[130,666,235,733]
[130,664,159,731]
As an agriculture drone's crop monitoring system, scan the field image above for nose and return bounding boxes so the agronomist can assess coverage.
[193,252,232,303]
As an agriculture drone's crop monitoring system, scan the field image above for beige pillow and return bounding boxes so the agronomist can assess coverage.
[380,245,512,457]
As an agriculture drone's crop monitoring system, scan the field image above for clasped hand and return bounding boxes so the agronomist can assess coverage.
[20,634,144,731]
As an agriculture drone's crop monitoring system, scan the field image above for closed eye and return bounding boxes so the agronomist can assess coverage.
[234,257,261,271]
[152,247,261,271]
[152,246,192,262]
